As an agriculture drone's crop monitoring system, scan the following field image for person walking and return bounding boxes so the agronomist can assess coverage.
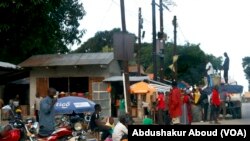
[222,52,230,84]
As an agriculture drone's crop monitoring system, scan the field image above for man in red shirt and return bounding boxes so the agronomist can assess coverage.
[157,92,165,125]
[210,85,221,124]
[168,81,182,125]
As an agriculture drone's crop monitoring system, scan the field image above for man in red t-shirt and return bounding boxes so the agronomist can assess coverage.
[210,85,221,124]
[157,92,165,125]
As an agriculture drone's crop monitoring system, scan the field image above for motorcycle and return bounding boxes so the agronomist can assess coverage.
[0,124,21,141]
[69,114,88,141]
[54,113,92,141]
[0,105,29,141]
[28,116,73,141]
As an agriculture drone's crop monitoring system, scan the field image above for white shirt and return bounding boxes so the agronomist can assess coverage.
[112,122,128,141]
[206,62,214,75]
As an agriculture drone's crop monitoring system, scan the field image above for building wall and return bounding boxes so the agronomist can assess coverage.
[28,61,121,115]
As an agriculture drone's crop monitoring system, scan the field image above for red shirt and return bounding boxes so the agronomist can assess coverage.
[157,93,165,110]
[168,87,182,118]
[211,89,220,106]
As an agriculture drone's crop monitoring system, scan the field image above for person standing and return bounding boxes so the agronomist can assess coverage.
[34,93,43,122]
[13,94,20,112]
[206,60,214,87]
[168,81,182,125]
[180,90,192,125]
[210,85,221,124]
[38,87,57,137]
[118,95,126,117]
[222,52,230,84]
[199,90,209,122]
[156,91,165,125]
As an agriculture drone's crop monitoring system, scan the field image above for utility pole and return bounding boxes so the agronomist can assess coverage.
[119,0,131,115]
[173,15,177,80]
[152,0,157,81]
[137,7,142,76]
[159,0,165,82]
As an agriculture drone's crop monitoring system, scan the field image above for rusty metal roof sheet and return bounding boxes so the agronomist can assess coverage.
[19,52,114,67]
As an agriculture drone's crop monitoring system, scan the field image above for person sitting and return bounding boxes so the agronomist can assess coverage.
[112,115,128,141]
[89,104,112,141]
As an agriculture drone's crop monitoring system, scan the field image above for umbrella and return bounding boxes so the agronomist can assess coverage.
[130,81,156,94]
[54,96,96,114]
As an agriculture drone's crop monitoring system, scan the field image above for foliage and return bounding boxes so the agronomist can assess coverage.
[139,43,154,73]
[139,42,222,86]
[74,28,222,86]
[0,0,85,64]
[74,28,121,53]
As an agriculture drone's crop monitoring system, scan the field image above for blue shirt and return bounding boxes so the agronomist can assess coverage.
[39,96,56,136]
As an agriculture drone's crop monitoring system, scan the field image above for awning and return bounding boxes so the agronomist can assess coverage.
[103,76,150,82]
[149,83,171,93]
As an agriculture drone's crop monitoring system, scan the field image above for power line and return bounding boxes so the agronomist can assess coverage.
[177,23,189,44]
[96,0,115,29]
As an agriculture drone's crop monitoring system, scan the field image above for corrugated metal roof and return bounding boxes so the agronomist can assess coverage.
[0,61,20,69]
[103,76,150,82]
[19,52,114,67]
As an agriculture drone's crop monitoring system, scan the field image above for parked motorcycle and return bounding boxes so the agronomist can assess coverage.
[0,105,31,141]
[69,114,88,141]
[0,124,21,141]
[54,113,92,141]
[28,117,73,141]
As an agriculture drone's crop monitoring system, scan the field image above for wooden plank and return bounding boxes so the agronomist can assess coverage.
[36,78,49,97]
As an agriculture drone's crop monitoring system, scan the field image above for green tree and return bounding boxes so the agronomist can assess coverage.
[74,28,222,86]
[242,57,250,91]
[165,43,222,85]
[138,42,222,86]
[74,28,121,53]
[0,0,85,64]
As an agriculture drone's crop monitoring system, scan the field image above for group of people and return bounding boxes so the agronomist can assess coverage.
[206,52,230,87]
[13,52,230,139]
[89,104,130,141]
[150,81,183,125]
[35,87,129,141]
[149,80,223,125]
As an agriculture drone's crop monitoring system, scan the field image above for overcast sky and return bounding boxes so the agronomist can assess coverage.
[78,0,250,92]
